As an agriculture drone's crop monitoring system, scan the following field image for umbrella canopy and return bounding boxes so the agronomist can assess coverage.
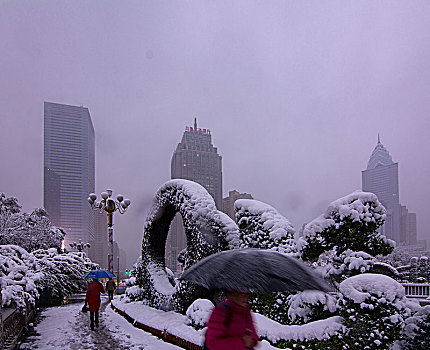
[83,269,116,279]
[181,249,328,293]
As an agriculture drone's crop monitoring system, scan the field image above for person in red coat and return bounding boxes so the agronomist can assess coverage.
[205,290,259,350]
[84,278,105,330]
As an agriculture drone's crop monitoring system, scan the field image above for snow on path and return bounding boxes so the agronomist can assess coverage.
[20,297,181,350]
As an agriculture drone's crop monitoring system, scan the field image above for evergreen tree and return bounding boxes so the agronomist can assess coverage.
[0,193,64,252]
[235,199,297,255]
[299,191,393,262]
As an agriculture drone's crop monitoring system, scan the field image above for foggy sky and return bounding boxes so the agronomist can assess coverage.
[1,1,430,267]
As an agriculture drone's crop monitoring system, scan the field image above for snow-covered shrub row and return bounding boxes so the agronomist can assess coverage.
[33,248,97,300]
[235,199,298,255]
[299,191,394,262]
[138,180,240,313]
[0,193,64,252]
[0,245,43,309]
[185,298,214,329]
[260,274,419,350]
[1,245,96,309]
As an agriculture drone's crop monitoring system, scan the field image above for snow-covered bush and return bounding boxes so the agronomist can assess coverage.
[399,305,430,350]
[0,245,43,309]
[124,277,136,286]
[287,290,338,325]
[377,248,411,268]
[315,249,375,282]
[261,315,346,350]
[250,292,289,324]
[0,194,64,252]
[299,191,393,262]
[0,243,97,309]
[33,249,97,300]
[138,180,239,313]
[235,199,297,255]
[125,285,145,301]
[338,273,414,349]
[186,298,214,329]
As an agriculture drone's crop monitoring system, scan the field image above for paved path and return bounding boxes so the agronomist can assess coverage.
[19,297,181,350]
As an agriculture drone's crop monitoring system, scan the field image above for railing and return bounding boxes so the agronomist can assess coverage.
[402,283,430,298]
[1,302,35,350]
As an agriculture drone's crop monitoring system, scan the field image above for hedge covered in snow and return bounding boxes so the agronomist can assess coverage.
[129,184,430,349]
[0,244,43,309]
[1,245,96,309]
[235,199,298,255]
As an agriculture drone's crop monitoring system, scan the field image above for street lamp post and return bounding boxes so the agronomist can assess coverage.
[69,239,91,253]
[87,189,131,273]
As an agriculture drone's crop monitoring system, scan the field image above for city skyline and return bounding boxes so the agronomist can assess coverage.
[1,2,429,266]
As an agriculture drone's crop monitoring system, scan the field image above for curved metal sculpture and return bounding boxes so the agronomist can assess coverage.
[137,179,240,312]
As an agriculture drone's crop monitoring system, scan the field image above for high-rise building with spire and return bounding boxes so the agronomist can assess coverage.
[166,119,223,273]
[171,118,223,206]
[362,135,417,245]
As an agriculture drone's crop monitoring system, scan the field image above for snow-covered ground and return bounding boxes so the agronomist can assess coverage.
[112,298,343,349]
[19,296,181,350]
[19,295,341,349]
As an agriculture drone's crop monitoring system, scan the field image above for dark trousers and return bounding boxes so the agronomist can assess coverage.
[108,290,114,301]
[90,310,99,330]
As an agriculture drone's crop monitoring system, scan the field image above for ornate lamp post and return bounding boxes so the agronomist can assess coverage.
[88,189,131,273]
[69,239,91,252]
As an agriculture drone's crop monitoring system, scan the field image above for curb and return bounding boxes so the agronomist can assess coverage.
[110,303,203,350]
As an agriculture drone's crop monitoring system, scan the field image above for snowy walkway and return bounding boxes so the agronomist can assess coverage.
[19,297,182,350]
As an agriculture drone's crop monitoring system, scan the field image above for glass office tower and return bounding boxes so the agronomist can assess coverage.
[43,102,95,251]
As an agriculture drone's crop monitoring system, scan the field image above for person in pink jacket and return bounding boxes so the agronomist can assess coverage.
[205,290,259,350]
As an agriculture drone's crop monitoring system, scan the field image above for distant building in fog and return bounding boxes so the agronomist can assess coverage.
[222,190,253,220]
[171,118,223,207]
[112,243,127,279]
[89,211,108,269]
[400,205,417,245]
[166,118,223,273]
[43,102,95,254]
[362,135,417,245]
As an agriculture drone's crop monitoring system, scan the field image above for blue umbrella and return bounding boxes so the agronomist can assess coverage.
[83,269,116,279]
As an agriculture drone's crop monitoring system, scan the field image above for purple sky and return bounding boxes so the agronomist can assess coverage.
[1,1,430,266]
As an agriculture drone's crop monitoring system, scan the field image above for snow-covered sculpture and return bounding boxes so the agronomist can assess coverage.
[235,199,298,255]
[138,180,240,312]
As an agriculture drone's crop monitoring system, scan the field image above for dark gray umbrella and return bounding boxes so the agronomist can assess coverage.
[181,249,329,293]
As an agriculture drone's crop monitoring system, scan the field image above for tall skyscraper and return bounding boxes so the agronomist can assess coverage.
[166,119,223,273]
[171,118,223,207]
[43,102,95,252]
[362,136,417,245]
